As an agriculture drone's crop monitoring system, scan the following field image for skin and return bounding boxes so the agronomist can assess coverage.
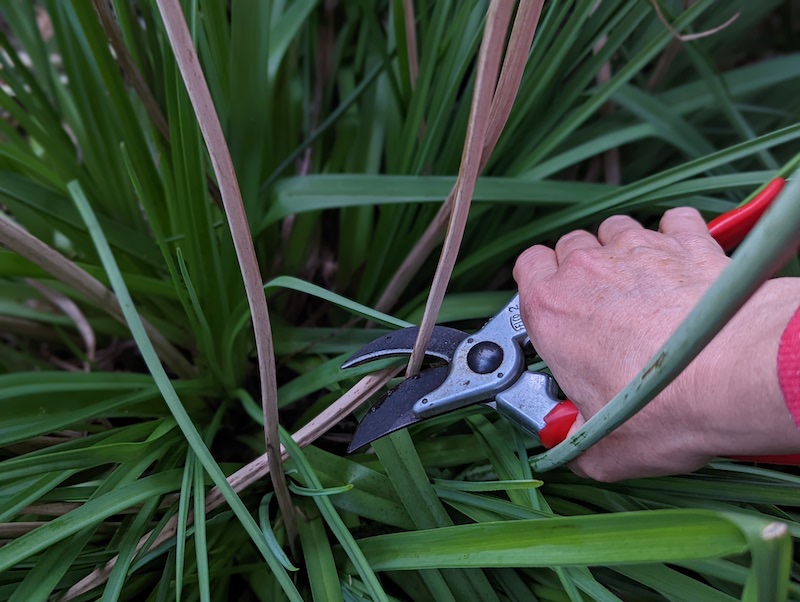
[513,207,800,482]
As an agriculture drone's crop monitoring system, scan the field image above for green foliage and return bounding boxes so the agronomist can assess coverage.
[0,1,798,600]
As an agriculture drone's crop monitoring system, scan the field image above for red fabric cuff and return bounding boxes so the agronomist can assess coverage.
[778,305,800,428]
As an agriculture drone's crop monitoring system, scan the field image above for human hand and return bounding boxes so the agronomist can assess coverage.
[514,207,800,481]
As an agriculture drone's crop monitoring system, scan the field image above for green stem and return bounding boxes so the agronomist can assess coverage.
[532,167,800,472]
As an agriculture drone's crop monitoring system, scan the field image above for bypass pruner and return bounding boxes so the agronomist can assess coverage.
[344,178,800,464]
[342,295,578,452]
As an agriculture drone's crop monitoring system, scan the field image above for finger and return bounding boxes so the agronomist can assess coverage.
[597,215,644,245]
[553,230,600,264]
[658,206,711,238]
[514,245,558,293]
[569,461,590,479]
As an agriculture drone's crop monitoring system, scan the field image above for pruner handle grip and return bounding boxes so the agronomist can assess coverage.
[707,177,785,251]
[539,400,579,448]
[537,402,800,466]
[538,401,800,465]
[539,403,800,465]
[490,372,581,448]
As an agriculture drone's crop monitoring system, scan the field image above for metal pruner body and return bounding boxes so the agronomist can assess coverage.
[342,294,578,452]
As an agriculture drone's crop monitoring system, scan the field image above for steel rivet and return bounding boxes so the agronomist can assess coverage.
[497,372,504,378]
[421,398,428,404]
[467,341,504,374]
[467,337,474,343]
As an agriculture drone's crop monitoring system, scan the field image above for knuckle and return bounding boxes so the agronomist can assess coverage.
[678,233,723,255]
[515,245,548,271]
[559,229,590,244]
[560,247,598,268]
[663,206,702,221]
[599,214,630,230]
[611,228,650,247]
[554,231,588,254]
[598,215,636,238]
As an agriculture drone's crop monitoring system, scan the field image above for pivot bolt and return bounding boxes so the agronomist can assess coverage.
[466,341,504,374]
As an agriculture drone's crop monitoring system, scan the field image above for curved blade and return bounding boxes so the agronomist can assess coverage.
[348,366,450,452]
[341,326,467,370]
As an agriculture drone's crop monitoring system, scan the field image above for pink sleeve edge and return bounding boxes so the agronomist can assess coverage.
[778,305,800,428]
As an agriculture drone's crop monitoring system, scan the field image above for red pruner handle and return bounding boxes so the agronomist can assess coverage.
[539,401,800,464]
[728,454,800,465]
[539,400,580,449]
[707,178,786,252]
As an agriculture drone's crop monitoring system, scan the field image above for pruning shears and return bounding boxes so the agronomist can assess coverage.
[344,178,800,465]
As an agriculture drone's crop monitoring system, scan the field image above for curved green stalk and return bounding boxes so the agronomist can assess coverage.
[532,170,800,472]
[67,181,303,601]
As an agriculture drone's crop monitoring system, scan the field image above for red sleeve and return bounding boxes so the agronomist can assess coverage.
[778,305,800,428]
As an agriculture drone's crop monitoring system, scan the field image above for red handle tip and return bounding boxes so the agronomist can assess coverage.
[539,400,579,448]
[728,454,800,465]
[707,177,786,251]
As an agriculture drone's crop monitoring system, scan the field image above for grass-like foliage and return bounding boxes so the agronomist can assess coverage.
[0,1,798,600]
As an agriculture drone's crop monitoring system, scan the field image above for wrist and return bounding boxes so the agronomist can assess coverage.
[688,278,800,458]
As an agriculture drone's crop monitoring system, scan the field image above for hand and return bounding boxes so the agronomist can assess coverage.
[514,207,800,481]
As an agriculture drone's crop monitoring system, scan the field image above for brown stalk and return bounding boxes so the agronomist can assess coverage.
[23,496,177,516]
[61,367,400,600]
[22,503,126,517]
[373,190,453,314]
[0,316,68,342]
[3,435,80,455]
[650,0,740,42]
[21,504,88,516]
[591,1,620,186]
[405,0,514,377]
[157,0,297,543]
[375,0,546,315]
[482,0,546,159]
[0,216,195,378]
[0,521,121,538]
[402,0,425,141]
[0,522,48,538]
[648,0,736,91]
[26,279,96,365]
[91,0,170,141]
[273,3,335,273]
[647,37,682,90]
[92,0,223,206]
[402,0,420,87]
[154,0,296,545]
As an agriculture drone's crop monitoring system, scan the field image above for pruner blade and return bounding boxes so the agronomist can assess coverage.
[347,365,449,452]
[341,325,468,369]
[343,295,581,453]
[343,325,467,451]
